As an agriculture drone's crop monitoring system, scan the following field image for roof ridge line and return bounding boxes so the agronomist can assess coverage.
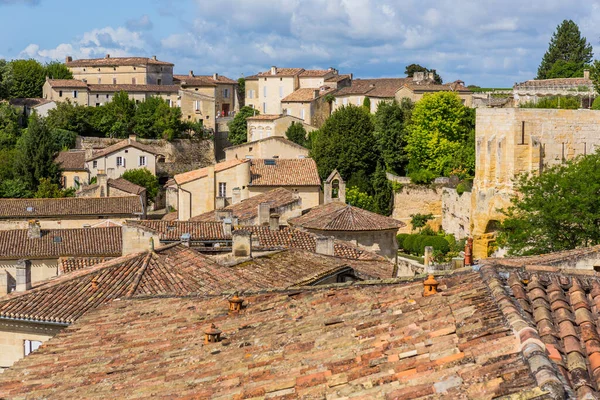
[126,252,153,297]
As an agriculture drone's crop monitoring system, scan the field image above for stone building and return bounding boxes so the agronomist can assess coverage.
[54,149,89,189]
[471,108,600,259]
[513,69,595,108]
[65,55,174,85]
[224,136,310,161]
[245,114,315,142]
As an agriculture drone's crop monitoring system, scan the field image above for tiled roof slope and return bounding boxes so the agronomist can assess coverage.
[0,227,122,259]
[191,187,299,223]
[173,74,236,85]
[47,79,88,88]
[281,87,336,102]
[403,81,472,93]
[0,196,143,218]
[108,177,146,195]
[257,68,304,77]
[127,220,229,241]
[224,136,307,151]
[250,158,321,186]
[0,245,245,324]
[87,84,179,93]
[86,138,162,161]
[299,69,333,77]
[66,56,173,67]
[335,78,409,97]
[55,150,87,171]
[515,77,593,89]
[489,245,600,268]
[174,159,247,185]
[246,114,285,121]
[58,257,112,274]
[290,201,405,231]
[0,271,539,399]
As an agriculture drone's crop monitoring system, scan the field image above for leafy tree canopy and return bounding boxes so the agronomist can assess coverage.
[497,151,600,256]
[519,95,580,109]
[405,64,443,84]
[227,106,258,145]
[345,187,376,213]
[0,102,22,149]
[34,177,75,198]
[6,59,46,98]
[537,20,593,79]
[285,121,307,147]
[44,61,73,79]
[122,168,159,204]
[373,99,413,175]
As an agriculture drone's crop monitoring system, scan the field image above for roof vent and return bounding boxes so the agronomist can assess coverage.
[181,232,191,247]
[423,275,439,297]
[264,159,276,166]
[26,206,34,212]
[53,236,62,243]
[228,293,244,312]
[204,324,222,343]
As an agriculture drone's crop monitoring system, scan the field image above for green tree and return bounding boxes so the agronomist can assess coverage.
[0,102,22,148]
[285,121,307,147]
[0,178,32,198]
[0,59,8,99]
[122,168,159,204]
[372,162,393,215]
[406,92,474,177]
[44,61,73,79]
[227,106,258,145]
[362,97,371,110]
[410,213,434,231]
[102,91,136,138]
[537,20,593,79]
[34,177,75,198]
[46,100,96,135]
[345,186,376,212]
[237,77,245,106]
[405,64,443,84]
[497,151,600,255]
[5,59,46,98]
[373,99,412,175]
[310,105,377,185]
[14,114,61,192]
[133,96,182,140]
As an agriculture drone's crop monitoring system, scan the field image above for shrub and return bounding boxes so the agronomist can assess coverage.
[423,236,450,254]
[403,234,417,255]
[409,169,436,184]
[593,97,600,110]
[396,233,410,250]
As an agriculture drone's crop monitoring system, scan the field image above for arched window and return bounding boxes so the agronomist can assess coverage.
[332,179,339,198]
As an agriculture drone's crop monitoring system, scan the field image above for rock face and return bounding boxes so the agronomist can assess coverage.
[472,108,600,258]
[393,185,443,233]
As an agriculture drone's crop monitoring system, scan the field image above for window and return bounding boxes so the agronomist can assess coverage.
[157,79,162,85]
[59,90,63,97]
[106,94,109,99]
[218,182,226,198]
[73,90,78,98]
[112,78,117,84]
[248,90,253,99]
[132,78,136,84]
[194,100,200,111]
[139,156,147,166]
[300,108,305,120]
[24,340,42,356]
[116,156,124,167]
[167,99,172,107]
[96,94,99,99]
[96,103,100,107]
[74,176,80,187]
[223,88,229,98]
[93,160,97,169]
[263,87,267,97]
[262,102,266,113]
[279,86,283,97]
[97,78,101,84]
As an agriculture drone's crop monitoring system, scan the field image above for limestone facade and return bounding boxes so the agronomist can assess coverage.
[472,108,600,259]
[441,188,471,239]
[224,137,309,161]
[393,185,443,233]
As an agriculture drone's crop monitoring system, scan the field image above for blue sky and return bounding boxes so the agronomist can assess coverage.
[1,0,600,87]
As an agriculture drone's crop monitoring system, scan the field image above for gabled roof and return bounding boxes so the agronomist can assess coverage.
[402,81,472,94]
[334,78,409,97]
[289,202,404,231]
[66,56,173,67]
[173,74,236,86]
[257,68,304,77]
[55,150,87,171]
[299,69,334,77]
[87,84,179,93]
[223,135,308,151]
[515,77,593,89]
[250,158,321,186]
[86,138,161,161]
[0,196,143,218]
[0,270,541,398]
[174,159,248,185]
[47,79,88,89]
[108,177,146,195]
[246,114,288,121]
[0,227,122,260]
[325,74,352,83]
[8,98,52,107]
[281,87,336,102]
[127,220,229,241]
[191,187,300,223]
[58,257,112,274]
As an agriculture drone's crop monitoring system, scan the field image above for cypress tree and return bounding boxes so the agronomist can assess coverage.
[537,20,593,79]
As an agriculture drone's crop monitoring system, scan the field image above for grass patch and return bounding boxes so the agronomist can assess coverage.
[397,252,424,264]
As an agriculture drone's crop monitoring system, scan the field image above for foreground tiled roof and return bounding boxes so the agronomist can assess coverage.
[87,83,180,93]
[127,220,229,241]
[108,177,145,195]
[86,138,161,161]
[66,56,173,67]
[281,87,336,102]
[55,150,87,171]
[489,245,600,268]
[0,245,245,324]
[250,158,321,186]
[47,79,88,88]
[58,257,112,274]
[0,271,541,398]
[191,187,300,223]
[0,196,143,218]
[290,202,404,231]
[174,159,248,185]
[0,227,122,260]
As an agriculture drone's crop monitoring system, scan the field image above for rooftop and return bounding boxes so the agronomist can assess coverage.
[86,137,162,161]
[250,158,321,186]
[107,177,146,196]
[0,269,542,399]
[515,77,594,90]
[245,114,287,121]
[174,159,248,185]
[0,196,143,219]
[299,69,335,77]
[8,98,52,107]
[281,87,336,102]
[173,74,236,86]
[402,81,472,94]
[58,257,112,274]
[257,67,304,77]
[0,227,122,260]
[55,150,87,171]
[66,56,173,67]
[335,78,409,97]
[127,220,230,241]
[46,79,88,89]
[224,135,308,151]
[289,202,405,231]
[87,84,180,93]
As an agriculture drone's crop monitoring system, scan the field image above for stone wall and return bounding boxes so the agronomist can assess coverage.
[393,185,443,233]
[472,108,600,258]
[442,188,471,239]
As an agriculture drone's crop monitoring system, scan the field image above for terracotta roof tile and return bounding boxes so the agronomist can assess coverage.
[250,158,320,186]
[58,257,112,273]
[0,271,538,398]
[257,68,304,77]
[245,114,286,121]
[108,177,145,195]
[86,138,162,161]
[281,87,336,102]
[335,78,409,97]
[0,196,143,218]
[47,79,88,88]
[66,56,173,67]
[127,220,229,241]
[174,159,248,185]
[290,202,404,231]
[515,77,593,89]
[191,187,300,223]
[87,84,179,93]
[403,81,472,94]
[224,136,308,151]
[299,69,333,77]
[55,150,87,171]
[325,74,352,83]
[0,227,122,259]
[173,74,236,85]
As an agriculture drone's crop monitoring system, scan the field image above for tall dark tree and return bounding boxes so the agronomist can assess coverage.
[537,20,593,79]
[285,121,307,147]
[14,114,61,192]
[373,99,413,175]
[0,59,8,100]
[405,64,442,84]
[237,77,245,107]
[44,61,73,79]
[227,106,258,145]
[372,162,393,216]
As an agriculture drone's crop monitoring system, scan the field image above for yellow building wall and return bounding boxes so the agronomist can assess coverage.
[282,102,313,125]
[248,185,321,211]
[0,218,132,230]
[70,64,173,85]
[179,90,216,130]
[257,76,297,114]
[0,259,59,286]
[225,139,309,161]
[245,79,259,110]
[332,94,363,112]
[62,170,90,189]
[298,77,327,88]
[0,321,63,371]
[86,147,157,180]
[43,81,88,106]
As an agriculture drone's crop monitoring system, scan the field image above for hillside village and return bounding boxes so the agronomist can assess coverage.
[3,13,600,399]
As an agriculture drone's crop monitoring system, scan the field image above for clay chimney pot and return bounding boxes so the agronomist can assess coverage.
[204,323,222,343]
[423,275,439,297]
[228,293,244,312]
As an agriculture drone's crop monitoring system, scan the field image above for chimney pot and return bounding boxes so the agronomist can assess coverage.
[181,233,191,247]
[228,292,244,312]
[91,276,99,291]
[189,70,194,77]
[129,134,137,142]
[97,172,108,198]
[204,323,222,343]
[149,237,155,251]
[315,236,335,256]
[15,259,32,292]
[270,66,277,76]
[423,275,439,297]
[152,55,157,61]
[27,220,41,239]
[223,218,233,236]
[464,237,473,266]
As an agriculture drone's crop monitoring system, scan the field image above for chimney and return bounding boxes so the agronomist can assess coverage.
[232,230,252,257]
[129,134,137,142]
[423,275,439,297]
[189,70,194,77]
[315,236,335,256]
[15,259,32,292]
[152,55,157,61]
[105,54,110,59]
[215,196,226,210]
[223,218,233,236]
[424,246,434,273]
[213,73,219,81]
[413,71,425,82]
[204,324,222,344]
[464,237,473,266]
[232,187,241,205]
[314,90,320,99]
[228,293,244,312]
[85,148,94,160]
[270,66,277,75]
[257,202,271,226]
[0,271,9,295]
[65,56,73,63]
[181,233,191,247]
[27,220,41,239]
[428,70,436,81]
[269,213,280,231]
[97,171,108,198]
[584,69,590,80]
